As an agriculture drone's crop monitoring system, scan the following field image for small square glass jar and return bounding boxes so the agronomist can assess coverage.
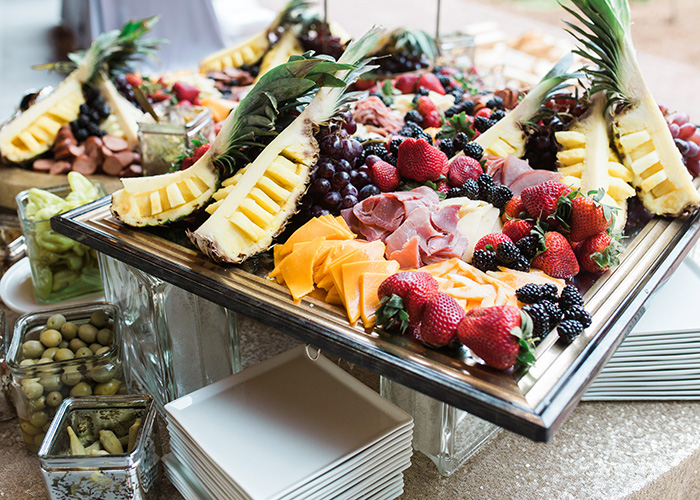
[16,183,106,303]
[98,254,241,413]
[137,105,215,176]
[380,377,501,477]
[436,32,477,73]
[38,395,160,500]
[6,302,125,452]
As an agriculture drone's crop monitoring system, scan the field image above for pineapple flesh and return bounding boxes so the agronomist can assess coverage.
[254,29,304,83]
[565,0,700,216]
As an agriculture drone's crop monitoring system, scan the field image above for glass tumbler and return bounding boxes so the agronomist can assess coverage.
[436,32,477,73]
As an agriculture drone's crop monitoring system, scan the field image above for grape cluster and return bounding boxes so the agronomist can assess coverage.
[112,74,141,108]
[668,113,700,176]
[299,22,347,60]
[523,115,568,172]
[70,86,110,142]
[374,51,430,75]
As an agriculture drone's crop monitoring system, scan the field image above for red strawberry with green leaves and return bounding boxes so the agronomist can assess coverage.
[531,231,579,279]
[502,195,527,222]
[415,96,438,117]
[567,190,616,242]
[521,180,572,222]
[456,305,535,371]
[192,143,211,162]
[474,233,513,253]
[417,73,446,95]
[576,232,623,273]
[397,138,448,182]
[376,271,439,332]
[394,74,419,94]
[422,110,442,129]
[448,156,482,187]
[502,219,535,243]
[436,179,450,194]
[371,160,401,192]
[420,292,465,347]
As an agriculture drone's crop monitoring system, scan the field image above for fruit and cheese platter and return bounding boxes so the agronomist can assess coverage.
[14,0,696,439]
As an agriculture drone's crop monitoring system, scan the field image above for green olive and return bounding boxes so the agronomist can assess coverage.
[94,379,121,396]
[54,348,75,362]
[42,347,59,360]
[21,431,35,446]
[34,433,47,447]
[95,346,110,356]
[74,347,93,358]
[89,343,102,354]
[23,382,44,400]
[42,422,52,432]
[57,341,69,349]
[70,382,93,397]
[90,310,110,329]
[78,324,98,344]
[39,375,62,392]
[36,358,54,365]
[29,411,49,428]
[89,365,116,384]
[46,314,66,330]
[39,329,62,348]
[96,328,114,346]
[60,369,83,386]
[68,338,87,353]
[19,359,36,367]
[116,383,128,395]
[28,396,46,412]
[21,377,40,387]
[22,340,44,359]
[59,322,78,340]
[46,391,63,407]
[20,419,41,436]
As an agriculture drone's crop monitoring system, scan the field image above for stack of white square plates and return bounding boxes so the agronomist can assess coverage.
[163,345,413,500]
[584,255,700,401]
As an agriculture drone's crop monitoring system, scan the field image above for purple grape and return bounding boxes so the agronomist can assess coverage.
[331,171,350,190]
[675,138,690,156]
[322,191,342,210]
[669,122,681,138]
[317,161,336,179]
[687,140,700,159]
[300,196,313,211]
[342,119,357,135]
[364,155,381,167]
[354,171,371,188]
[310,205,330,218]
[344,138,363,160]
[359,184,380,200]
[311,178,331,195]
[336,159,352,172]
[341,184,358,197]
[341,194,358,209]
[320,135,342,156]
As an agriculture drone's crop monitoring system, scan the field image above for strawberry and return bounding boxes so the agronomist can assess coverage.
[521,180,572,221]
[192,143,211,163]
[420,292,465,347]
[474,233,513,253]
[371,160,401,192]
[502,219,534,243]
[422,110,442,129]
[436,179,450,194]
[354,78,376,91]
[172,81,200,103]
[475,107,492,118]
[181,157,195,170]
[415,96,438,117]
[448,156,482,187]
[531,231,579,279]
[457,305,535,371]
[568,191,614,242]
[576,232,623,273]
[125,73,143,87]
[502,195,526,222]
[397,138,448,182]
[394,74,419,94]
[417,73,445,95]
[376,271,439,331]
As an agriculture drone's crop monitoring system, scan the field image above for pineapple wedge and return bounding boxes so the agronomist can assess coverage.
[96,75,144,149]
[475,54,575,158]
[555,93,635,232]
[565,0,700,216]
[254,28,304,83]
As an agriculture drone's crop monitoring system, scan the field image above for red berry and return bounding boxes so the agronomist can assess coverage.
[521,180,572,221]
[475,107,492,118]
[448,156,482,187]
[502,195,526,222]
[437,180,450,194]
[371,160,401,192]
[576,232,622,273]
[531,231,579,279]
[502,219,535,243]
[420,292,465,347]
[422,110,442,129]
[394,74,419,94]
[378,271,439,322]
[417,73,446,95]
[397,138,448,182]
[416,96,438,117]
[172,81,200,103]
[568,194,614,242]
[192,143,211,163]
[474,233,513,253]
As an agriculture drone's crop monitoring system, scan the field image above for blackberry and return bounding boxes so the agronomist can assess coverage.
[540,300,563,326]
[474,116,497,133]
[515,283,543,304]
[462,142,484,161]
[399,121,423,138]
[82,84,100,103]
[449,88,464,102]
[510,256,530,272]
[445,105,461,118]
[389,137,404,156]
[558,284,584,310]
[558,319,583,344]
[522,303,550,339]
[453,132,469,152]
[516,235,540,260]
[495,241,520,266]
[417,87,430,96]
[437,74,452,89]
[439,138,454,157]
[477,174,495,200]
[447,186,463,199]
[563,305,592,328]
[486,96,504,109]
[462,179,479,199]
[404,110,423,124]
[540,283,559,303]
[489,185,513,209]
[361,143,395,166]
[461,100,476,115]
[472,249,498,272]
[491,109,506,121]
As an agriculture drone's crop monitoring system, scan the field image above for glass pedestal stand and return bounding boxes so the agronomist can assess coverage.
[98,254,241,413]
[380,377,501,477]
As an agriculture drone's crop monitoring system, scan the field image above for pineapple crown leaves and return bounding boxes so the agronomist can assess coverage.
[35,17,165,81]
[514,310,537,374]
[561,0,634,111]
[375,294,410,334]
[276,0,313,28]
[369,27,437,62]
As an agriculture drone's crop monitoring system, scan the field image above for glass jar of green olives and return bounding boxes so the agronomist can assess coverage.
[6,302,125,452]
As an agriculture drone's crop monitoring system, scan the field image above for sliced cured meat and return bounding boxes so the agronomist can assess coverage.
[501,155,533,186]
[509,170,564,196]
[388,235,421,270]
[352,96,405,136]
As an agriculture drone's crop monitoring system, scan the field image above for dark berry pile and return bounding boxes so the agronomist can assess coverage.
[516,283,590,344]
[438,132,478,158]
[299,21,347,60]
[471,240,530,273]
[70,85,110,142]
[446,173,513,210]
[398,121,433,144]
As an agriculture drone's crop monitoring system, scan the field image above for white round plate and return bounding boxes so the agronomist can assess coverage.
[0,257,104,315]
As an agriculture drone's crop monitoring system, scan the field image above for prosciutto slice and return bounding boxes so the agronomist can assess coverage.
[486,154,563,195]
